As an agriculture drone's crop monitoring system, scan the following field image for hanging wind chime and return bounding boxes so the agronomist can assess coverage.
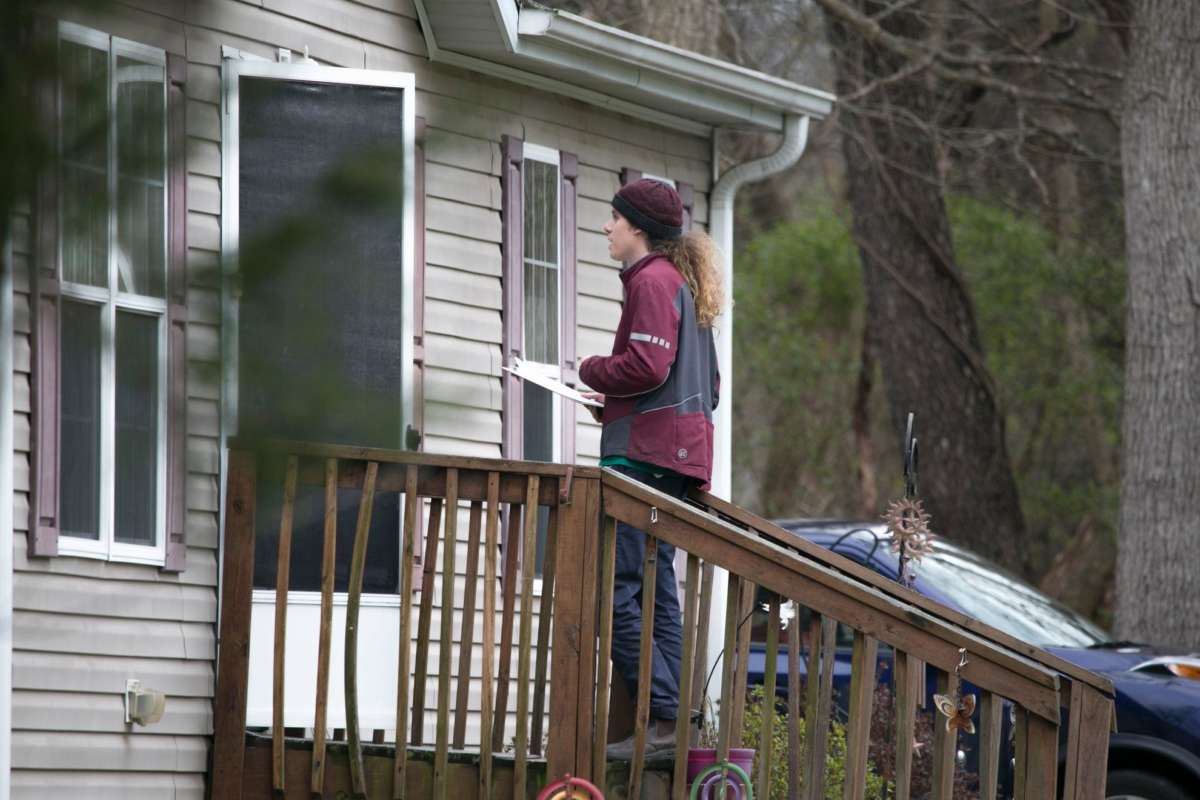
[884,413,935,587]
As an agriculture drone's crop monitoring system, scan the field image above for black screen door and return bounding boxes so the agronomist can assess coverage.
[233,70,410,593]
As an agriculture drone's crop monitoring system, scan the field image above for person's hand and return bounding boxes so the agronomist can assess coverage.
[581,391,605,422]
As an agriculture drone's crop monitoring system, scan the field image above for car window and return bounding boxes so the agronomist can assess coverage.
[916,545,1109,648]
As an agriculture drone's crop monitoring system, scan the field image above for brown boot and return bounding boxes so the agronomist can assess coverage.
[606,717,677,761]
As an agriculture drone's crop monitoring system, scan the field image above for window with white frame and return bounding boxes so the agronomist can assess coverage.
[56,23,168,563]
[521,144,563,460]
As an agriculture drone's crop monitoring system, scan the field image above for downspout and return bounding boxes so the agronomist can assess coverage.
[704,113,810,710]
[1,231,14,800]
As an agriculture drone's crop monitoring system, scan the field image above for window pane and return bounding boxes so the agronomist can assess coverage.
[60,301,102,539]
[522,381,554,463]
[522,381,554,576]
[252,462,402,595]
[522,159,558,365]
[116,56,166,297]
[60,38,109,288]
[115,311,159,545]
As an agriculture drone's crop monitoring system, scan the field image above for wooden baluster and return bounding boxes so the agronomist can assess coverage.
[672,554,701,800]
[1061,684,1114,800]
[803,615,837,800]
[1014,706,1059,800]
[272,455,298,795]
[491,506,521,753]
[210,450,256,800]
[514,475,540,800]
[978,690,1003,800]
[756,594,782,800]
[728,579,756,743]
[393,465,420,800]
[893,650,920,800]
[434,469,459,800]
[566,478,603,779]
[787,601,802,800]
[345,461,379,797]
[411,495,444,745]
[843,630,878,800]
[930,670,957,800]
[311,458,338,797]
[592,515,619,781]
[453,500,484,749]
[689,561,714,748]
[531,505,559,756]
[627,532,660,800]
[432,472,458,796]
[478,473,500,799]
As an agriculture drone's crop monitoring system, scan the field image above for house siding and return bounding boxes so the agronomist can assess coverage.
[11,0,712,793]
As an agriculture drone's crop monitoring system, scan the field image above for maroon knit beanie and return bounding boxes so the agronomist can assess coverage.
[612,178,684,240]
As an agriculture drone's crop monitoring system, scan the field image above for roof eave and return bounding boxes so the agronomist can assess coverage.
[517,8,835,122]
[413,0,836,134]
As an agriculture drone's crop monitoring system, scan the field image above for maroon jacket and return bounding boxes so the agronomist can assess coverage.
[580,253,720,487]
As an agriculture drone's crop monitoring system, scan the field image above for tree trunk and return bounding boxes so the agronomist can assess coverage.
[1114,0,1200,648]
[825,1,1033,577]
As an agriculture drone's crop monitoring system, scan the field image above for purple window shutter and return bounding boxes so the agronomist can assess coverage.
[500,135,524,460]
[410,117,428,592]
[162,53,189,572]
[411,116,427,453]
[620,167,642,187]
[30,275,60,558]
[559,152,578,464]
[677,181,695,231]
[29,15,59,557]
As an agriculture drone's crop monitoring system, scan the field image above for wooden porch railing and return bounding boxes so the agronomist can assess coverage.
[210,439,1115,800]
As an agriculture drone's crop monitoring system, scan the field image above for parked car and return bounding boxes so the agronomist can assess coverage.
[745,521,1200,800]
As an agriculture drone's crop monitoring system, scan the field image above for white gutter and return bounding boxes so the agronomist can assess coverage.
[1,230,14,800]
[704,113,811,709]
[517,9,835,123]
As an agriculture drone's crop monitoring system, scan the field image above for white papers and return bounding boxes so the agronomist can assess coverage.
[503,357,604,407]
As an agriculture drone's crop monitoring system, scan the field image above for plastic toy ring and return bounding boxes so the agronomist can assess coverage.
[689,761,754,800]
[536,774,606,800]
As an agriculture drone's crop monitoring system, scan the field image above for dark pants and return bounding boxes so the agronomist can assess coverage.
[610,465,690,721]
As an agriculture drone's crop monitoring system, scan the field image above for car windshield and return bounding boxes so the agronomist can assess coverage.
[910,542,1110,648]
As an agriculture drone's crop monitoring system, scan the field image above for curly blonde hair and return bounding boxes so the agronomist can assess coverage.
[650,231,726,327]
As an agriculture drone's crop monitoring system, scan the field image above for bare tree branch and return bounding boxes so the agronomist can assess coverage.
[811,0,1119,118]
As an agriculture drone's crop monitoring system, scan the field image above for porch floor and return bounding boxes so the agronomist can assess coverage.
[239,731,676,799]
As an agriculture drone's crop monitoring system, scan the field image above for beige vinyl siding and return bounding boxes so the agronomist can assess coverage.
[9,772,206,800]
[11,0,714,791]
[9,4,219,797]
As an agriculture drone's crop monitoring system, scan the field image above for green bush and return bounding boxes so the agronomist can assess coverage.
[711,685,887,800]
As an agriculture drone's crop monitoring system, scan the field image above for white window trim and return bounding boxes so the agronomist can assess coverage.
[219,59,418,599]
[219,59,417,465]
[642,173,676,188]
[56,22,168,566]
[252,589,402,608]
[520,143,563,465]
[520,144,563,587]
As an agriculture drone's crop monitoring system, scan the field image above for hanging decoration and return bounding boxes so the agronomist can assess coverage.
[933,648,978,734]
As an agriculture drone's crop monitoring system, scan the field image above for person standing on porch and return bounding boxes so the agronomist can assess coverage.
[579,178,723,759]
